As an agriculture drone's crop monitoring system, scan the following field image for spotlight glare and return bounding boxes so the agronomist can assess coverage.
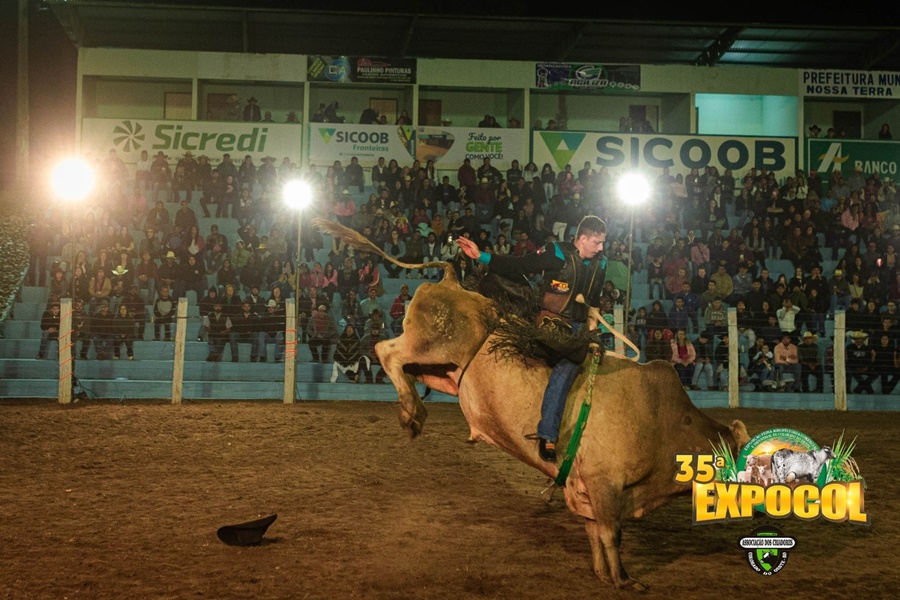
[51,158,95,202]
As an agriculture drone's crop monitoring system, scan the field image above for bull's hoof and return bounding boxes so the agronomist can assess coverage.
[617,577,648,593]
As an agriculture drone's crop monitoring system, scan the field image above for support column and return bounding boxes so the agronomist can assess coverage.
[284,298,297,404]
[171,298,188,404]
[58,297,73,404]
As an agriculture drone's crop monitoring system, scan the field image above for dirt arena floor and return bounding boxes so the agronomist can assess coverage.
[1,399,898,600]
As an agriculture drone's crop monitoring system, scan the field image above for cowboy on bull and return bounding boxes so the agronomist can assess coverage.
[457,215,608,462]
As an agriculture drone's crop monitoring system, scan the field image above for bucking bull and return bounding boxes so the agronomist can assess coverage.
[315,219,750,591]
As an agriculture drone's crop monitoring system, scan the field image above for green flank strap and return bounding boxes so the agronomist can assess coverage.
[554,354,600,487]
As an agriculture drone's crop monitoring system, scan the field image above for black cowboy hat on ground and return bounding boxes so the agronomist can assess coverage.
[217,514,277,546]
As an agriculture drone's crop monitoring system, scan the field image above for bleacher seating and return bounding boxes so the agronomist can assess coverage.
[1,180,897,410]
[0,186,454,402]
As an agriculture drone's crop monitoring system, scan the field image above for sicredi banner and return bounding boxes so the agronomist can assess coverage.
[81,118,302,167]
[416,127,527,171]
[307,123,416,168]
[533,131,797,177]
[807,138,899,178]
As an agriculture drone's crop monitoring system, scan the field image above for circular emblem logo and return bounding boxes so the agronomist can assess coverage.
[736,427,827,488]
[740,525,793,576]
[112,120,145,152]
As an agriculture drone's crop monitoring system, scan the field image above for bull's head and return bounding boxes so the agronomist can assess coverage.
[376,265,494,437]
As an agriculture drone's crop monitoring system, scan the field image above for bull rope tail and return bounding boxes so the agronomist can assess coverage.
[553,353,600,488]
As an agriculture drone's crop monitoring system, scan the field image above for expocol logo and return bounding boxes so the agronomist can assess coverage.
[112,121,145,152]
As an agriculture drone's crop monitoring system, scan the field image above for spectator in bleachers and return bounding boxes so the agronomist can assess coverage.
[644,328,670,363]
[144,200,171,238]
[628,305,650,349]
[110,303,137,360]
[845,298,867,333]
[150,152,171,202]
[239,252,264,292]
[227,300,261,362]
[673,281,700,333]
[797,330,823,393]
[704,297,728,338]
[48,267,69,300]
[699,280,722,314]
[668,296,690,332]
[87,267,112,314]
[152,287,175,341]
[709,262,734,303]
[91,300,115,360]
[846,330,876,394]
[691,330,715,390]
[200,170,221,218]
[829,269,852,317]
[359,285,385,321]
[383,230,406,278]
[670,329,696,389]
[773,333,800,391]
[307,303,337,363]
[646,254,665,300]
[873,333,899,394]
[776,297,801,337]
[861,300,883,337]
[257,299,285,363]
[35,302,61,360]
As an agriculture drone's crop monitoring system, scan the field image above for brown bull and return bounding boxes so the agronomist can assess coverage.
[312,218,749,590]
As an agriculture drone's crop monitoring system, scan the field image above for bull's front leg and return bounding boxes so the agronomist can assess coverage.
[376,336,428,438]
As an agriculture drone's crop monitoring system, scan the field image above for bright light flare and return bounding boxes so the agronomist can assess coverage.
[616,171,651,207]
[51,158,95,202]
[283,179,313,210]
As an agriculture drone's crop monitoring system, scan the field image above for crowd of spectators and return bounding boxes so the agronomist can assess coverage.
[23,145,900,393]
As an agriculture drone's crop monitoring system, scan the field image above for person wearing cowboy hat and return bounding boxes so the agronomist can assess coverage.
[808,124,821,137]
[150,151,172,202]
[257,299,286,363]
[846,330,876,394]
[798,330,823,393]
[243,96,261,122]
[307,303,337,363]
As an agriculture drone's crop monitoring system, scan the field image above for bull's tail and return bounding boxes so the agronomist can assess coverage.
[312,217,451,272]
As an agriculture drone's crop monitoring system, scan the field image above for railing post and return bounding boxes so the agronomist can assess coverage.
[58,297,72,404]
[727,308,739,408]
[171,297,188,404]
[284,298,296,404]
[834,310,847,411]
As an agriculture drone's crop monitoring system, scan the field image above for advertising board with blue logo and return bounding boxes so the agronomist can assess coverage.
[308,124,526,170]
[307,56,416,84]
[533,131,797,177]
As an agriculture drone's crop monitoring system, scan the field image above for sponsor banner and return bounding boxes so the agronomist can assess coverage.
[533,131,797,177]
[800,69,900,98]
[308,123,416,168]
[416,127,527,170]
[307,56,416,84]
[807,138,899,178]
[80,118,302,167]
[535,63,640,92]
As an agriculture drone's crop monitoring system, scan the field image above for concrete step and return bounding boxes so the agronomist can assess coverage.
[0,376,444,401]
[0,358,363,381]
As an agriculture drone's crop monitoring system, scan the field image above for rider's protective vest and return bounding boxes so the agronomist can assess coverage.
[539,242,607,325]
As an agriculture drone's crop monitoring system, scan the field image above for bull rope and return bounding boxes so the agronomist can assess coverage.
[553,352,600,487]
